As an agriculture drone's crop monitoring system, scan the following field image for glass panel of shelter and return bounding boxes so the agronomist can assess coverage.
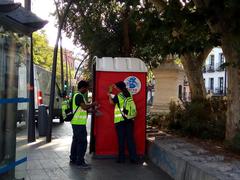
[0,30,30,180]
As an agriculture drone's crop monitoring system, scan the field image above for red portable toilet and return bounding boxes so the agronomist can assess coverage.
[90,57,147,157]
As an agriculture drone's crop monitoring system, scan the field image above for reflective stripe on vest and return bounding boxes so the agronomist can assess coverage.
[71,93,87,125]
[114,93,125,124]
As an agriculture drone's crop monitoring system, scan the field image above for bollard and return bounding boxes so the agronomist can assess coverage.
[38,105,48,136]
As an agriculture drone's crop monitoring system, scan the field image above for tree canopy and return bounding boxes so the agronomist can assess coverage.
[32,30,74,85]
[33,30,53,70]
[58,0,220,65]
[58,0,165,64]
[58,0,220,99]
[55,0,240,140]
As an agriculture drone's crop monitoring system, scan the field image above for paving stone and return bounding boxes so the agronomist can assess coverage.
[169,144,178,150]
[27,160,43,170]
[27,169,47,175]
[44,168,69,179]
[28,174,50,180]
[183,150,192,156]
[40,159,60,169]
[196,149,208,155]
[42,151,60,159]
[218,165,233,172]
[25,175,31,180]
[27,152,45,160]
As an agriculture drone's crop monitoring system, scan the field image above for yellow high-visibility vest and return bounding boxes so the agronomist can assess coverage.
[71,93,87,125]
[114,93,125,124]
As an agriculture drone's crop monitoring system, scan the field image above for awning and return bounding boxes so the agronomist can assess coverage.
[0,2,48,35]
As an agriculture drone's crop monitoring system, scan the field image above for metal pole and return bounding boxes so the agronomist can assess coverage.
[69,60,72,88]
[60,36,64,93]
[24,0,31,10]
[54,0,64,94]
[25,0,35,142]
[27,34,36,142]
[65,49,69,85]
[224,67,227,96]
[47,36,59,142]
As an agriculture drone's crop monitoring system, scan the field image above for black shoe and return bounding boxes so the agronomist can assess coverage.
[69,160,76,165]
[130,159,140,164]
[116,159,125,163]
[76,162,91,169]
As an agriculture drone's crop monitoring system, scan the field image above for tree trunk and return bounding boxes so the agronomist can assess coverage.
[181,53,207,100]
[221,36,240,140]
[193,0,240,141]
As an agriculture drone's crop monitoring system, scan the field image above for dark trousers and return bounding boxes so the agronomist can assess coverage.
[70,125,87,164]
[115,119,137,161]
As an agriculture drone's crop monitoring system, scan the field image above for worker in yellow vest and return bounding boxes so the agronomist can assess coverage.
[108,81,138,163]
[70,80,97,169]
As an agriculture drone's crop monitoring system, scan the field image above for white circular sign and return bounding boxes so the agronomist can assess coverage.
[124,76,141,95]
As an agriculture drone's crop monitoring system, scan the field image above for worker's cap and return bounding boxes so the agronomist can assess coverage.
[115,81,126,90]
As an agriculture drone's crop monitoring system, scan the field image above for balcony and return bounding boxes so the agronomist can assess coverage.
[206,87,214,94]
[183,80,189,86]
[206,87,225,96]
[206,65,215,72]
[216,63,225,72]
[202,66,206,73]
[215,88,225,95]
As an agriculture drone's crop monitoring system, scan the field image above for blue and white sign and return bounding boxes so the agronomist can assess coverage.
[124,76,141,95]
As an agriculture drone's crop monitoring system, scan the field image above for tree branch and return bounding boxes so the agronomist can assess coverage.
[192,0,207,9]
[148,0,167,11]
[74,54,89,79]
[196,47,212,64]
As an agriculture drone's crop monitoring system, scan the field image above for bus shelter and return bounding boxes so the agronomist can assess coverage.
[90,57,147,157]
[0,2,46,179]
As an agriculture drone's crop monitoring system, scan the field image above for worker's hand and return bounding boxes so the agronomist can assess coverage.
[93,102,100,109]
[109,84,113,93]
[95,110,103,116]
[108,92,115,99]
[91,101,98,107]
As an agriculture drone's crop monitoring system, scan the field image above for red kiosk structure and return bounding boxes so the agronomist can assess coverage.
[90,57,147,157]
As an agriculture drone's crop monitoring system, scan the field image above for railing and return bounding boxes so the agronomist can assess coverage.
[214,88,224,96]
[216,63,225,72]
[206,87,225,96]
[206,65,215,72]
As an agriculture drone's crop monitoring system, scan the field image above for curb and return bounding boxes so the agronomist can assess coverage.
[147,137,240,180]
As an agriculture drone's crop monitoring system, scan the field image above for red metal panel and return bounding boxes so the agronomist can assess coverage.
[94,71,146,156]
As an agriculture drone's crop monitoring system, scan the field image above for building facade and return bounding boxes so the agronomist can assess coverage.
[151,63,190,113]
[203,47,227,96]
[64,49,75,69]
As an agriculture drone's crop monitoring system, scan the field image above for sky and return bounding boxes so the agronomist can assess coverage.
[15,0,82,56]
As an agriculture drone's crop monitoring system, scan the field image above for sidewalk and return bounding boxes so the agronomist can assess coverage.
[26,122,172,180]
[147,130,240,180]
